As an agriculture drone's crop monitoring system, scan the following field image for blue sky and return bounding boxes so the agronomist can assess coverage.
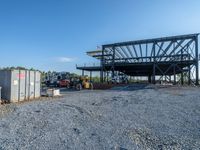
[0,0,200,73]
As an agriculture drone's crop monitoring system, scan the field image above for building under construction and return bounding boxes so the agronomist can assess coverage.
[77,34,199,85]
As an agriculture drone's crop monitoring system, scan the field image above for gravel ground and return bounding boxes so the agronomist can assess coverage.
[0,84,200,150]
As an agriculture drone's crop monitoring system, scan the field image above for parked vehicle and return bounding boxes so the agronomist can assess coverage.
[58,79,70,88]
[70,76,93,90]
[44,72,70,88]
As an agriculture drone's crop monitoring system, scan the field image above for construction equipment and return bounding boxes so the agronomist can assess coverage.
[58,79,70,88]
[70,76,93,90]
[44,72,70,88]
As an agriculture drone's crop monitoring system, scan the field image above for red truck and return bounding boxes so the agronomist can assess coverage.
[58,79,70,88]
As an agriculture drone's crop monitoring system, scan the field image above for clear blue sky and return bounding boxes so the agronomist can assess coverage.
[0,0,200,73]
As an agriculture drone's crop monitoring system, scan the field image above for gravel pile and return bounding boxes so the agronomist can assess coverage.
[0,84,200,149]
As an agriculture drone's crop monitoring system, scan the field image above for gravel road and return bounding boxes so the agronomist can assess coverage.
[0,84,200,150]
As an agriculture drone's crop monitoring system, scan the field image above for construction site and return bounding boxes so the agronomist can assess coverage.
[1,1,200,149]
[0,33,199,149]
[77,33,199,86]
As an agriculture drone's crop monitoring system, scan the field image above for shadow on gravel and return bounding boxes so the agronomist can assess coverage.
[110,83,154,91]
[59,88,78,93]
[42,87,79,94]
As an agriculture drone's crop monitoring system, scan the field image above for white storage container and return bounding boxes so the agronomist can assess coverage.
[0,69,41,102]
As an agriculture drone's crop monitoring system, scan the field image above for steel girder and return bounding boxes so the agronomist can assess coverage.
[77,34,199,85]
[100,34,199,85]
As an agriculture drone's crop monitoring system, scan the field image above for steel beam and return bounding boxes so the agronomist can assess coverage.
[77,34,199,86]
[139,44,143,61]
[158,41,173,61]
[156,42,164,57]
[132,45,138,58]
[103,34,199,47]
[163,40,185,61]
[126,46,134,60]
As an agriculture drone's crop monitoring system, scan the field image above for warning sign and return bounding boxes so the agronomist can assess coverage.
[17,73,25,79]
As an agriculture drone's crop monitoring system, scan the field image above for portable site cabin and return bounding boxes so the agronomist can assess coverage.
[0,69,41,103]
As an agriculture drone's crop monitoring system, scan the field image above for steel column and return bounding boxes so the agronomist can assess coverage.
[82,70,85,76]
[148,75,151,83]
[181,47,184,85]
[195,36,199,85]
[100,46,104,83]
[106,71,109,83]
[169,75,171,82]
[152,42,156,84]
[173,65,176,85]
[90,71,92,82]
[181,73,184,85]
[112,46,115,78]
[188,66,191,85]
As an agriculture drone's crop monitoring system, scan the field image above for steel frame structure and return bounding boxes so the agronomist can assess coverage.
[77,34,199,85]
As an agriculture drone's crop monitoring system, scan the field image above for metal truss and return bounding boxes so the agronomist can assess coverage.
[77,34,199,85]
[100,34,199,85]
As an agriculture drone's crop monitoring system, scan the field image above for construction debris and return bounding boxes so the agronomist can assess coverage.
[46,89,61,97]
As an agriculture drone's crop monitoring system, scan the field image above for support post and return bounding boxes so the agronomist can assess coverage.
[104,71,106,82]
[82,70,84,76]
[106,71,109,83]
[90,71,92,82]
[181,72,184,85]
[188,66,191,85]
[153,64,156,84]
[195,36,199,85]
[148,75,151,83]
[100,71,103,83]
[169,75,171,83]
[181,47,184,85]
[112,46,115,78]
[173,65,176,85]
[100,46,105,83]
[152,42,156,84]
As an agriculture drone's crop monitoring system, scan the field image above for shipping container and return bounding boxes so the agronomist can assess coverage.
[0,69,41,102]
